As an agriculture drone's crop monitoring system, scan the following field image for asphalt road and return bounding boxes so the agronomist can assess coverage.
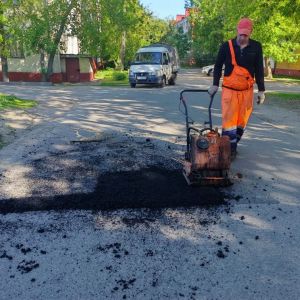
[0,69,299,299]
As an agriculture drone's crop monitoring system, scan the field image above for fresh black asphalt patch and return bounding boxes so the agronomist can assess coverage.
[0,167,225,213]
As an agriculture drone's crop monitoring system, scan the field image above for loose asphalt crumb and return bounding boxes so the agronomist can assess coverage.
[0,251,13,260]
[17,260,40,274]
[216,250,226,258]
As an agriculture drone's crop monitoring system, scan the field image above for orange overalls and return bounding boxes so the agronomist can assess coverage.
[222,40,255,152]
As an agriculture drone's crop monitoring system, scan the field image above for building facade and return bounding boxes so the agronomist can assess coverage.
[0,35,96,83]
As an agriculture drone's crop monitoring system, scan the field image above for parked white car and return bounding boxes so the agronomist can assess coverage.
[201,65,215,76]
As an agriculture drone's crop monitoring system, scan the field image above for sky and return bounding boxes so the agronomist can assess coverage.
[140,0,186,20]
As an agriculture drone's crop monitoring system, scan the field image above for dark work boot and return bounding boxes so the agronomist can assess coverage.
[231,149,237,161]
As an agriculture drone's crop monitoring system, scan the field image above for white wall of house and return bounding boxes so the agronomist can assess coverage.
[61,58,66,73]
[79,58,92,73]
[6,54,62,73]
[65,36,79,55]
[7,55,40,72]
[61,33,79,55]
[176,18,190,34]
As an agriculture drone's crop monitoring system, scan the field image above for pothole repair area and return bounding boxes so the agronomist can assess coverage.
[0,134,228,213]
[0,167,225,213]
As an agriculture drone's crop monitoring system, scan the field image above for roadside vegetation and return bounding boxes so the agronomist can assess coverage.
[188,0,300,78]
[0,94,37,149]
[95,69,129,86]
[1,0,168,82]
[267,92,300,100]
[266,92,300,112]
[0,94,37,110]
[0,1,299,83]
[271,75,300,83]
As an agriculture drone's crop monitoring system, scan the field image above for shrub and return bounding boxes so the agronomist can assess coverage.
[112,72,127,81]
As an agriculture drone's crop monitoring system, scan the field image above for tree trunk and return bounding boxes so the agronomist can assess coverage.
[264,57,273,79]
[119,31,126,71]
[1,56,9,82]
[46,1,76,81]
[0,4,9,82]
[46,52,55,82]
[40,50,47,82]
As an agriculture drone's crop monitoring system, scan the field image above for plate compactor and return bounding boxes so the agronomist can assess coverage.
[180,89,232,187]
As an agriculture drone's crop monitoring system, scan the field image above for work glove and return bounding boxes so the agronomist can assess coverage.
[208,85,219,96]
[257,91,265,105]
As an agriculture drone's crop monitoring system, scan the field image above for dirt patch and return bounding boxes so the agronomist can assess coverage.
[0,122,16,148]
[0,166,225,213]
[0,109,39,148]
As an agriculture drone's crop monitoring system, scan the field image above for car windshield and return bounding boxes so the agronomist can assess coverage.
[132,52,162,64]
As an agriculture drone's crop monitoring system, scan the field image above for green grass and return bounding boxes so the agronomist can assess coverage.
[0,94,37,110]
[271,74,300,83]
[266,92,300,101]
[95,69,129,86]
[266,92,300,113]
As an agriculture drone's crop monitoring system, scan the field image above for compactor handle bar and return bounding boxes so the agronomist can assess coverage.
[180,89,216,156]
[180,89,216,130]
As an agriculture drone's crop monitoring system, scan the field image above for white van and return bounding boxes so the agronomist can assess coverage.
[129,44,179,88]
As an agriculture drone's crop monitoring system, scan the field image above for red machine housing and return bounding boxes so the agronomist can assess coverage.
[180,89,232,186]
[183,131,232,186]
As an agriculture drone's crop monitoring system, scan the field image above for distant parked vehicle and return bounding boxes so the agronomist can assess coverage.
[201,64,215,76]
[129,43,180,88]
[202,64,225,76]
[202,57,274,77]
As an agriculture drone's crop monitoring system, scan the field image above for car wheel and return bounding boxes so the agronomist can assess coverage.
[208,69,213,76]
[168,77,175,85]
[160,76,166,88]
[130,83,136,88]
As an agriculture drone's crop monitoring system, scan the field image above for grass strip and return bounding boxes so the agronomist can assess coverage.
[266,92,300,101]
[0,94,37,110]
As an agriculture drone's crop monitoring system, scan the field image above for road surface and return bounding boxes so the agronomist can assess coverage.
[0,70,299,299]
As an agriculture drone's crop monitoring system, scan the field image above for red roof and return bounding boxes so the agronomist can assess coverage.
[176,15,185,22]
[175,8,191,23]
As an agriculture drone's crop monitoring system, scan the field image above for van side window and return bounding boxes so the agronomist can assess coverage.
[167,53,171,62]
[163,53,169,64]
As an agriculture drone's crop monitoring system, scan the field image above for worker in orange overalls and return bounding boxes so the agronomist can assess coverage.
[208,18,265,160]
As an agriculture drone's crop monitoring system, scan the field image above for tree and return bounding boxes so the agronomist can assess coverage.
[1,0,171,82]
[38,0,77,81]
[12,0,78,81]
[191,0,300,77]
[76,0,168,70]
[190,0,227,65]
[123,12,168,67]
[249,0,300,77]
[0,0,15,82]
[161,23,191,62]
[185,0,195,8]
[11,0,47,80]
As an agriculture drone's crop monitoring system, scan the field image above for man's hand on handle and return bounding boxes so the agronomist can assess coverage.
[208,85,219,96]
[257,91,265,105]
